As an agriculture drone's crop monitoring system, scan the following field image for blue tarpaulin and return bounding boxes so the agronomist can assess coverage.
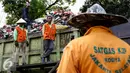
[111,21,130,38]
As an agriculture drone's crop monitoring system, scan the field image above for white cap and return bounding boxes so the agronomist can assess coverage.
[16,18,27,24]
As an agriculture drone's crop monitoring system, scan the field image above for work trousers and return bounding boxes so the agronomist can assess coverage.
[13,41,27,64]
[42,39,54,62]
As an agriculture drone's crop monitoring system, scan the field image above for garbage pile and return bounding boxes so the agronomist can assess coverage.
[50,9,74,25]
[0,9,75,39]
[0,25,14,39]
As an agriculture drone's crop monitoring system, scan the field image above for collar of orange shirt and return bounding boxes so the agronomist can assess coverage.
[84,26,113,36]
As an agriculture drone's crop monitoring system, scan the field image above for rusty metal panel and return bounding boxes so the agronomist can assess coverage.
[29,55,41,64]
[30,38,42,52]
[50,53,57,62]
[0,44,2,55]
[53,40,57,50]
[60,32,73,49]
[3,42,14,55]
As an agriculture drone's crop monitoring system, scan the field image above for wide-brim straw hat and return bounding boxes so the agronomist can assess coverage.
[16,18,27,24]
[67,4,128,28]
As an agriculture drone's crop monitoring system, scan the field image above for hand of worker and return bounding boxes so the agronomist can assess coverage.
[26,41,29,46]
[15,41,18,47]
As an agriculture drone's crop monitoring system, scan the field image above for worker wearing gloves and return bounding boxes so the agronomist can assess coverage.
[13,18,29,65]
[42,15,56,63]
[57,4,130,73]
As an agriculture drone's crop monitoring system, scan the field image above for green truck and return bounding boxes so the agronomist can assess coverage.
[0,27,80,73]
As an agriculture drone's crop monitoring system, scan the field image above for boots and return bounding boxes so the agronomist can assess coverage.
[47,56,50,62]
[42,57,45,63]
[22,63,26,65]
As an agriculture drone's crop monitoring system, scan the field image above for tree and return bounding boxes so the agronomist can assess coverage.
[80,0,130,18]
[1,0,76,24]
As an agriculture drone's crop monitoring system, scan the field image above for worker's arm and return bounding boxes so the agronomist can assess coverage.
[26,29,29,41]
[13,29,18,41]
[25,29,29,46]
[57,41,80,73]
[42,24,45,35]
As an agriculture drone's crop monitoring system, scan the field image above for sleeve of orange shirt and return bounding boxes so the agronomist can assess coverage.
[57,40,80,73]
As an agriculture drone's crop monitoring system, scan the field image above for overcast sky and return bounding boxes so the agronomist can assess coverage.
[0,0,86,27]
[69,0,86,14]
[0,2,7,27]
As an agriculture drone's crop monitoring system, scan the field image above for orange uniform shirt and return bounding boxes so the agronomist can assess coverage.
[16,26,27,42]
[57,26,130,73]
[42,23,56,40]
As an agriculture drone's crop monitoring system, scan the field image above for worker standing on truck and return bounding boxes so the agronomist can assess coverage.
[42,15,56,63]
[13,18,29,65]
[57,4,130,73]
[22,0,31,31]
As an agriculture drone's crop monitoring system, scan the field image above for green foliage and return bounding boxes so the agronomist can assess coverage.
[1,0,76,25]
[3,0,25,24]
[29,0,46,20]
[64,0,76,5]
[80,0,130,18]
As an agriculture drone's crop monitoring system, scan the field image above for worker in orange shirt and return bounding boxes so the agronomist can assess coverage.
[42,15,56,63]
[57,4,130,73]
[13,18,29,66]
